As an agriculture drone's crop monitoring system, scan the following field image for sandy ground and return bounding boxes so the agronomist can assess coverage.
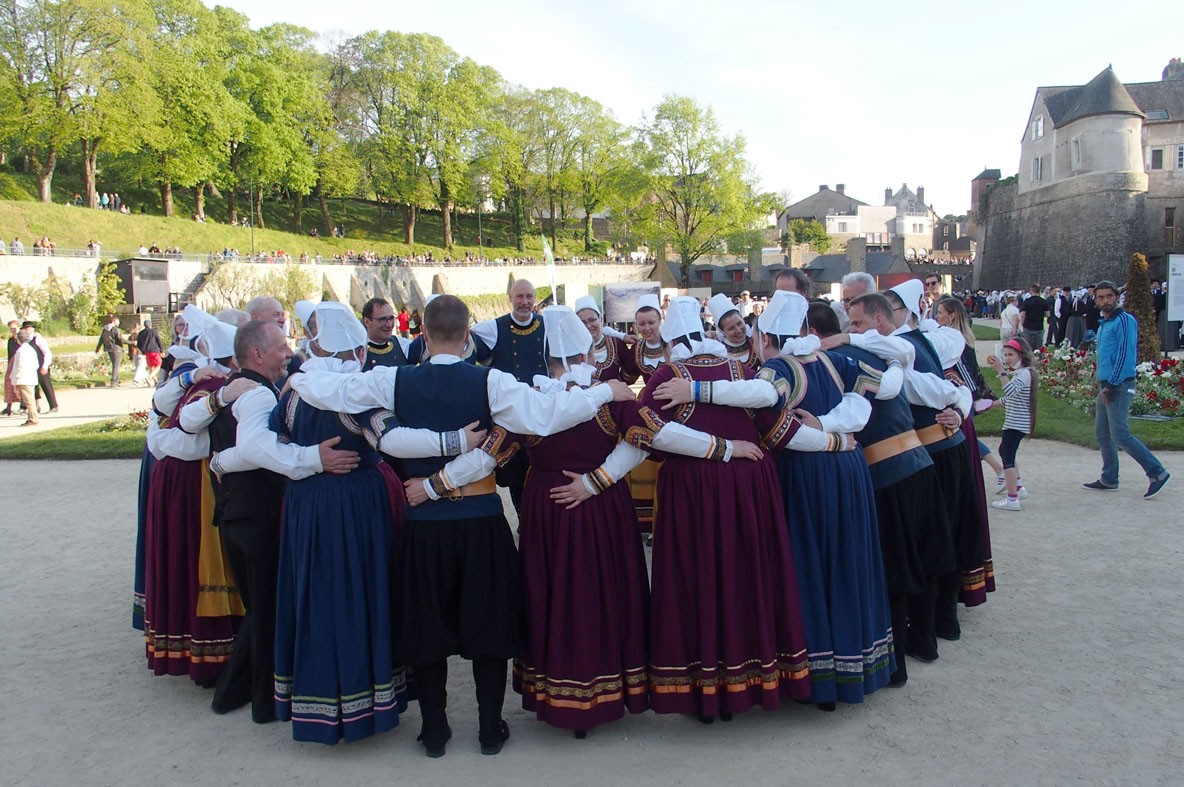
[2,440,1183,786]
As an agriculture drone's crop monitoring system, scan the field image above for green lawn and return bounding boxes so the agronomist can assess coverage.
[972,323,999,342]
[0,420,145,459]
[973,378,1184,451]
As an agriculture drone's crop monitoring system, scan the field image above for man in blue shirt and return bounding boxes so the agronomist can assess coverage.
[1084,280,1171,498]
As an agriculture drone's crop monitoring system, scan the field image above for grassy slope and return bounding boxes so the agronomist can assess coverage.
[0,421,145,459]
[0,169,571,260]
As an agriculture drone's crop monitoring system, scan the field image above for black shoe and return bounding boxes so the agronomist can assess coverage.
[211,696,248,714]
[888,671,908,688]
[252,708,278,724]
[935,626,961,642]
[696,713,714,725]
[1145,473,1171,499]
[816,701,836,712]
[719,709,733,722]
[480,719,510,756]
[906,645,939,663]
[417,725,452,758]
[573,729,588,740]
[1083,480,1118,491]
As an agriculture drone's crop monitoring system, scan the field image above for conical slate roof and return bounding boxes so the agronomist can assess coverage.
[1052,66,1144,127]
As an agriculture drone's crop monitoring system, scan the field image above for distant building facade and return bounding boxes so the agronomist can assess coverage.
[976,61,1184,288]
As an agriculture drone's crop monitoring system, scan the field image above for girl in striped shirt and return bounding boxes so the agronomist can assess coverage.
[987,338,1038,511]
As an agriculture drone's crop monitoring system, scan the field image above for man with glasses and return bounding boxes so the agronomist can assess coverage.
[923,275,944,320]
[361,297,411,370]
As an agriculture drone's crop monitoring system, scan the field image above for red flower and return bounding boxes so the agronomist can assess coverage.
[1148,390,1158,400]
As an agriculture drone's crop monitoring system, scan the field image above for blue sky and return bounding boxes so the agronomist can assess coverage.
[227,0,1179,216]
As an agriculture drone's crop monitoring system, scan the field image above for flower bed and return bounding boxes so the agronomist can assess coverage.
[97,410,150,433]
[1036,345,1183,417]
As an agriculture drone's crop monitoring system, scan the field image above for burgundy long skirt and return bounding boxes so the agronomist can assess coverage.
[648,454,811,716]
[959,418,996,605]
[514,471,650,730]
[142,457,238,682]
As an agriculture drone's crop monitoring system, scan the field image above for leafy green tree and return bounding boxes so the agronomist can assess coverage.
[788,218,831,253]
[571,96,627,253]
[122,0,236,217]
[489,86,545,251]
[95,260,125,322]
[261,265,317,312]
[70,0,158,209]
[0,282,40,320]
[633,95,762,286]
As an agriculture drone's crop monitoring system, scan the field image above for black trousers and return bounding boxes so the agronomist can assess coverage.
[414,657,508,748]
[906,580,939,660]
[889,593,909,682]
[495,451,529,515]
[212,516,280,722]
[36,370,57,409]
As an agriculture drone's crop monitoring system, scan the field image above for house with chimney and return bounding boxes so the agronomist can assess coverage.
[777,184,865,236]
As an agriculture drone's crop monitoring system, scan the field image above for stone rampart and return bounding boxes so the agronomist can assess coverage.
[976,173,1148,289]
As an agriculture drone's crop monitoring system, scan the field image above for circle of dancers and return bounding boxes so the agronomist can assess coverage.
[132,276,997,753]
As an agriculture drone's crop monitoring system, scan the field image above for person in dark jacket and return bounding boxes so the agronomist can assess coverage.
[96,315,125,387]
[137,319,163,385]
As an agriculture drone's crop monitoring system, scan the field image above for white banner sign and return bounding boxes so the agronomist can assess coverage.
[1169,254,1184,323]
[604,282,661,324]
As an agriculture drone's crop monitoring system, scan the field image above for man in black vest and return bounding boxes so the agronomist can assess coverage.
[192,320,360,723]
[883,285,976,657]
[362,297,410,371]
[470,279,547,512]
[287,295,634,757]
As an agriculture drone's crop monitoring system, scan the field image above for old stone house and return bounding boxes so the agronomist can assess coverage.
[976,60,1184,289]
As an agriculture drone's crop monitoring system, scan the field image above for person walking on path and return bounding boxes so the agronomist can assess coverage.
[1083,281,1171,499]
[4,320,20,416]
[136,319,163,386]
[10,327,40,425]
[96,315,125,387]
[1019,286,1048,351]
[23,322,58,411]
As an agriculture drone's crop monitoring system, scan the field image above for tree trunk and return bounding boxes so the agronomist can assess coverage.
[194,183,205,218]
[160,181,173,217]
[293,191,303,230]
[317,185,332,235]
[512,187,526,251]
[548,193,558,252]
[228,189,238,224]
[583,210,593,252]
[37,168,54,202]
[254,184,266,230]
[404,204,416,245]
[441,181,453,248]
[81,140,98,209]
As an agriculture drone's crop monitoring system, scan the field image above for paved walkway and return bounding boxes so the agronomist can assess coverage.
[2,443,1181,785]
[0,382,154,439]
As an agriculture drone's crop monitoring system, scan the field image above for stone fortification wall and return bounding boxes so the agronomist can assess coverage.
[976,172,1148,289]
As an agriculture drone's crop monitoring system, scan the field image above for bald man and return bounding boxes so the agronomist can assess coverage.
[245,297,284,325]
[470,279,547,384]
